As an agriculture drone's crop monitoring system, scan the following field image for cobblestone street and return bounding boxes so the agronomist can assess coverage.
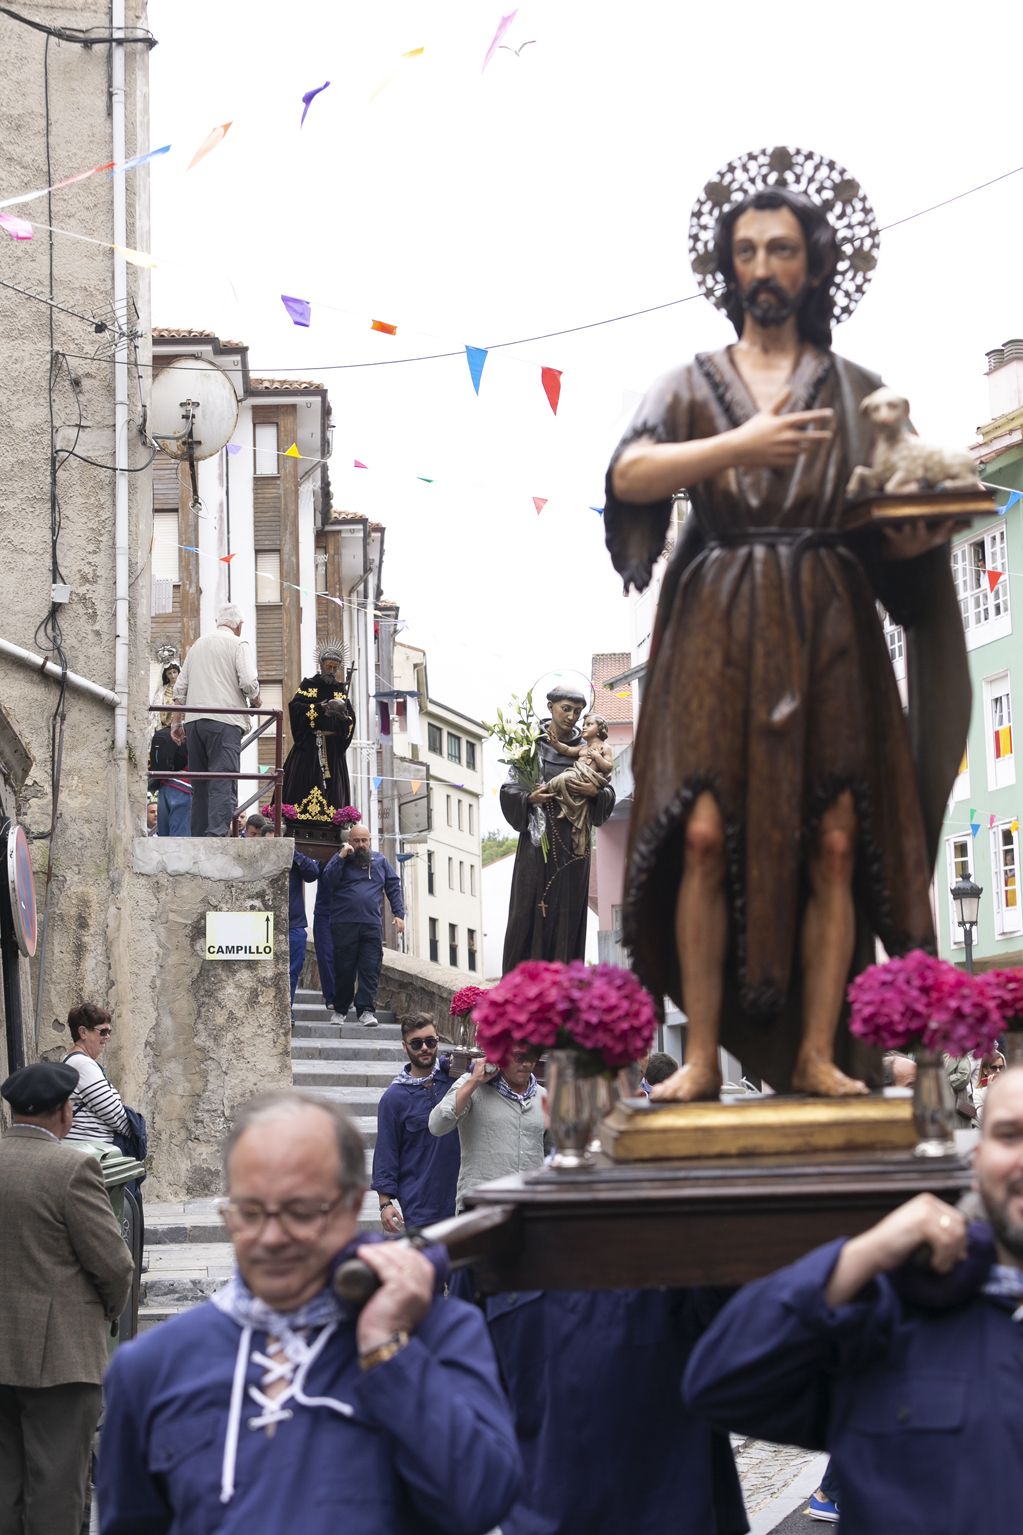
[734,1438,825,1531]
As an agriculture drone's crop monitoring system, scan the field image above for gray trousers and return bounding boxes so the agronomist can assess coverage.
[0,1381,102,1535]
[186,719,242,837]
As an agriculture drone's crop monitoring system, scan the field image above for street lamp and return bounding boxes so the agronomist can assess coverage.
[950,870,983,974]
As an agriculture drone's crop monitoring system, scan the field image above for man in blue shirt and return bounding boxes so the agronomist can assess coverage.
[97,1090,521,1535]
[322,824,404,1027]
[373,1014,460,1234]
[684,1066,1023,1535]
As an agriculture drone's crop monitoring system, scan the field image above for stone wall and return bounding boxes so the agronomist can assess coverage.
[376,949,487,1034]
[90,838,293,1201]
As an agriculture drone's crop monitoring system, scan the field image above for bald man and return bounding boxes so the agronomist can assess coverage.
[321,825,405,1027]
[684,1065,1023,1534]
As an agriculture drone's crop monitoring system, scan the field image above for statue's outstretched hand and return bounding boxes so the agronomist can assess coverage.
[731,389,835,469]
[882,518,968,560]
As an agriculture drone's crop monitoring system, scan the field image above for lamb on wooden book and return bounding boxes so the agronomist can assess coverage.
[846,387,980,498]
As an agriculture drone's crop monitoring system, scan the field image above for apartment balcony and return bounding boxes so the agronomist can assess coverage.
[609,741,633,819]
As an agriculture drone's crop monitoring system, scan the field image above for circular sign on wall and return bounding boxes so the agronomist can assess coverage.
[4,821,37,958]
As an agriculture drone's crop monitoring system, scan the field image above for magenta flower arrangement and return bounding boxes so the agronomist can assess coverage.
[332,805,362,827]
[847,950,1002,1058]
[450,985,487,1019]
[260,801,298,821]
[473,960,658,1073]
[979,967,1023,1032]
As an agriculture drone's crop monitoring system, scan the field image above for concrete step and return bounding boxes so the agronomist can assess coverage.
[291,1037,407,1061]
[293,998,396,1027]
[290,1049,402,1086]
[293,1020,403,1040]
[291,1071,388,1108]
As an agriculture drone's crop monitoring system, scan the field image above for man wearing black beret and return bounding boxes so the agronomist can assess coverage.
[0,1060,134,1535]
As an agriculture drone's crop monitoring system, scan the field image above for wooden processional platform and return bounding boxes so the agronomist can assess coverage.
[423,1095,973,1293]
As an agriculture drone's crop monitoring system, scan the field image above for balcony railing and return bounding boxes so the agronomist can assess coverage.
[147,705,284,834]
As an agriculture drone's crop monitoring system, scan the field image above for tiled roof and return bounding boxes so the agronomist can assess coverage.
[249,377,324,393]
[591,650,633,722]
[326,510,367,524]
[152,329,246,349]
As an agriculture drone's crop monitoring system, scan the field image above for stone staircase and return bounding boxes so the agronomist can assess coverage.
[138,987,406,1331]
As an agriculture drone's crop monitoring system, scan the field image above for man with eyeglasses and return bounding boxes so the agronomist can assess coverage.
[372,1014,461,1235]
[97,1089,521,1535]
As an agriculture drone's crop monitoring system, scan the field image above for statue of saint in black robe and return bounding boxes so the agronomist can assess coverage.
[280,673,356,831]
[501,724,616,973]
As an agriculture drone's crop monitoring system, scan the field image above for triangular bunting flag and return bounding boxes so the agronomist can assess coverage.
[969,807,976,820]
[300,81,330,127]
[354,459,368,469]
[591,505,605,516]
[284,443,301,458]
[220,553,237,564]
[987,569,1003,594]
[541,366,562,415]
[417,476,434,484]
[533,497,547,515]
[465,346,488,394]
[371,319,398,336]
[187,122,231,171]
[0,211,33,240]
[372,775,383,790]
[1013,819,1020,833]
[971,821,981,838]
[281,294,311,327]
[998,490,1022,517]
[990,814,997,828]
[226,443,242,456]
[411,779,422,794]
[482,9,518,70]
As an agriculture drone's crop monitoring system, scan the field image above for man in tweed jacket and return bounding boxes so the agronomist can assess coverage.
[0,1061,134,1535]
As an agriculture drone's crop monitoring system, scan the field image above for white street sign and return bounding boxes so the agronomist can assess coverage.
[205,911,274,959]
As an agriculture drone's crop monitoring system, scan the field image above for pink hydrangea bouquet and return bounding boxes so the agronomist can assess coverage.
[473,960,658,1074]
[261,801,298,821]
[332,805,362,828]
[450,985,487,1019]
[979,967,1023,1035]
[847,950,1002,1057]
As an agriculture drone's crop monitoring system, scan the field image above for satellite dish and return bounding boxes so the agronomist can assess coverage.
[149,357,239,461]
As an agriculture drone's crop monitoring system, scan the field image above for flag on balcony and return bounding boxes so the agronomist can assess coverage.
[995,725,1013,760]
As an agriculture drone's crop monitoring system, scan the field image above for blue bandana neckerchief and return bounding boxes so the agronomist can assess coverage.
[981,1262,1023,1321]
[493,1072,538,1105]
[392,1055,451,1087]
[211,1267,345,1339]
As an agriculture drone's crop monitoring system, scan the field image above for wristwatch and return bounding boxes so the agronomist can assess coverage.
[359,1330,409,1372]
[379,1200,394,1213]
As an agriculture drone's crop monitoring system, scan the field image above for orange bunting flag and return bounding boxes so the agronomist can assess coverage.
[987,569,1004,594]
[187,123,232,171]
[541,366,562,415]
[284,443,301,458]
[220,553,237,564]
[533,497,547,515]
[410,779,422,794]
[371,319,398,336]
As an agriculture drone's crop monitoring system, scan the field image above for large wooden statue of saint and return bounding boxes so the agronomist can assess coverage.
[603,146,970,1100]
[280,640,357,833]
[500,686,616,973]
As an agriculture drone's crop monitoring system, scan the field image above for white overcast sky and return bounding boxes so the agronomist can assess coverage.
[148,0,1023,831]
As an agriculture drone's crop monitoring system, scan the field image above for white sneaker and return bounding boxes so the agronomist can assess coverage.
[359,1011,378,1027]
[330,1011,347,1026]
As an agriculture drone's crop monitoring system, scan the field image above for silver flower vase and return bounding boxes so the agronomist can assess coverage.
[547,1049,599,1170]
[912,1049,957,1158]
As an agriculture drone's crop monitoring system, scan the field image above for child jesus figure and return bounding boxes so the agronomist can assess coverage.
[544,714,614,857]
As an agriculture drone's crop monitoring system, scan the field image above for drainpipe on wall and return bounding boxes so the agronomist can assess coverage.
[111,0,131,851]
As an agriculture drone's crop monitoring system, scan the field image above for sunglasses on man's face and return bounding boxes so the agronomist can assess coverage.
[408,1036,438,1051]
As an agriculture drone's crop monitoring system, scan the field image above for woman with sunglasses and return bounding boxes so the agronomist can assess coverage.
[63,1002,130,1147]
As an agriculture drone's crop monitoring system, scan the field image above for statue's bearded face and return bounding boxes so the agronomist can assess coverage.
[319,656,341,681]
[731,205,810,328]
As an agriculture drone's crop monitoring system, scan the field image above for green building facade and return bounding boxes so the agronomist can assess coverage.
[931,340,1023,970]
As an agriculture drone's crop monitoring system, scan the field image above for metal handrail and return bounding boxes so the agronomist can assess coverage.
[147,704,284,834]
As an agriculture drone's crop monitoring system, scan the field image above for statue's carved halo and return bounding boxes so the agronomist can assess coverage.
[314,639,348,666]
[530,668,595,715]
[689,145,880,325]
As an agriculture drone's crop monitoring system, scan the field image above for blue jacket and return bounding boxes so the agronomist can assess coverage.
[97,1290,521,1535]
[684,1235,1023,1535]
[322,849,405,925]
[372,1064,461,1228]
[485,1288,747,1535]
[289,848,321,929]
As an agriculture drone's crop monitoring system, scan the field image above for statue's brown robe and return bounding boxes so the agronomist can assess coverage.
[604,345,970,1092]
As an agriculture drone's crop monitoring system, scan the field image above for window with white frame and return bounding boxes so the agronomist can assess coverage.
[428,723,443,755]
[446,794,452,827]
[469,863,476,897]
[991,821,1023,937]
[254,422,279,476]
[152,511,180,582]
[880,607,905,680]
[944,835,971,947]
[984,673,1015,790]
[255,550,281,603]
[459,861,465,893]
[457,799,464,832]
[466,741,477,771]
[951,528,1010,642]
[447,857,453,889]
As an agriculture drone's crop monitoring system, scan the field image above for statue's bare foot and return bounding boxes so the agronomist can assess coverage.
[791,1054,869,1097]
[649,1062,722,1102]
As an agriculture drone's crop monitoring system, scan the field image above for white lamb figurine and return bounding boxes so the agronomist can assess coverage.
[847,387,980,499]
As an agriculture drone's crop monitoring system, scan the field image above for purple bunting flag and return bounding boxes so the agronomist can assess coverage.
[300,81,330,127]
[281,294,311,328]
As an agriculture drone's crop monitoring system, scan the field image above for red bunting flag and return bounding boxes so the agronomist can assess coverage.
[533,497,547,515]
[988,569,1003,594]
[220,553,237,564]
[541,367,562,415]
[371,319,398,336]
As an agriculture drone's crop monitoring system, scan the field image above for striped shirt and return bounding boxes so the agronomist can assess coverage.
[63,1051,129,1144]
